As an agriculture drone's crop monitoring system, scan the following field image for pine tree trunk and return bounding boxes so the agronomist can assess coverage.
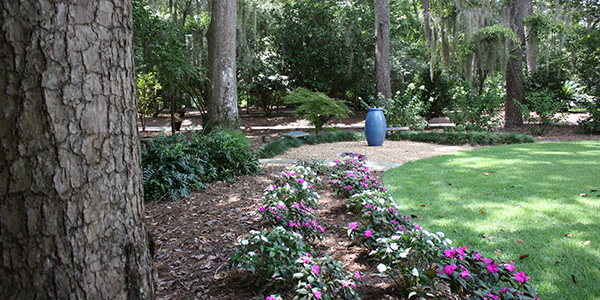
[505,0,525,127]
[206,0,239,132]
[0,1,154,298]
[524,0,537,76]
[375,0,392,99]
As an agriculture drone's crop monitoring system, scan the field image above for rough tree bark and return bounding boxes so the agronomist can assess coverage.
[206,0,239,132]
[0,1,154,299]
[505,0,525,127]
[375,0,392,100]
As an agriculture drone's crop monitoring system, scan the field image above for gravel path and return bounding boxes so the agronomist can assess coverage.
[271,140,477,164]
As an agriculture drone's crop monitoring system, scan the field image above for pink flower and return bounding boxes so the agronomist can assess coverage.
[444,249,456,258]
[305,220,311,227]
[341,280,351,288]
[456,245,469,260]
[444,264,457,275]
[500,288,509,293]
[460,265,470,278]
[312,265,320,276]
[354,271,362,280]
[332,180,338,184]
[515,272,530,283]
[365,205,372,209]
[482,257,493,264]
[474,252,483,260]
[415,224,421,230]
[365,230,373,238]
[349,222,358,230]
[504,263,517,272]
[276,216,280,220]
[346,185,352,191]
[485,293,499,300]
[302,253,312,264]
[312,289,321,299]
[398,225,403,231]
[318,226,325,233]
[293,203,299,209]
[486,261,499,273]
[259,207,265,212]
[289,221,295,227]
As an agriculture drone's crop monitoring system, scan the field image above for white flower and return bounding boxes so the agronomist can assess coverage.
[248,251,256,257]
[241,239,249,246]
[436,232,445,238]
[377,263,388,273]
[378,198,385,205]
[412,268,419,277]
[260,236,268,242]
[249,230,260,235]
[391,235,401,240]
[390,243,399,251]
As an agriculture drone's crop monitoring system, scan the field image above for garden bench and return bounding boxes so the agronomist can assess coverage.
[283,131,310,138]
[386,126,409,133]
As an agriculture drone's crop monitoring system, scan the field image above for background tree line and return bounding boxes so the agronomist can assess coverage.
[133,0,599,130]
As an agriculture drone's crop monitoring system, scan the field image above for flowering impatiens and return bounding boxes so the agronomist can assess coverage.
[515,272,531,283]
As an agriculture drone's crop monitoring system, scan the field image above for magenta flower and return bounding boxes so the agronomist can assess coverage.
[444,249,456,258]
[349,222,358,230]
[474,251,483,260]
[302,253,311,264]
[365,230,373,238]
[312,289,321,299]
[365,205,372,209]
[390,220,398,225]
[415,224,421,230]
[444,264,457,275]
[318,226,324,233]
[482,257,493,264]
[456,245,469,260]
[354,271,362,280]
[289,221,295,227]
[312,265,320,276]
[398,225,403,231]
[486,261,499,273]
[504,263,517,272]
[332,180,338,184]
[515,272,530,283]
[293,203,299,209]
[346,185,352,191]
[460,265,470,278]
[485,293,499,300]
[259,207,265,212]
[305,220,311,227]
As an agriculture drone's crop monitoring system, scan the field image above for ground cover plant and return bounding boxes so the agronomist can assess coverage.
[141,130,260,201]
[383,141,600,299]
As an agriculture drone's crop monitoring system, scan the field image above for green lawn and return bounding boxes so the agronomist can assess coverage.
[383,141,600,299]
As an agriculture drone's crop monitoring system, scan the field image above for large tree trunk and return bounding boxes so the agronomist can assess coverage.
[523,0,537,76]
[505,0,525,127]
[0,1,154,299]
[375,0,392,100]
[206,0,239,132]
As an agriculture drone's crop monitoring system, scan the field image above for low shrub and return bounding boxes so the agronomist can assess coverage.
[284,88,352,133]
[141,130,259,201]
[259,131,363,158]
[578,100,600,133]
[387,131,535,146]
[445,79,504,131]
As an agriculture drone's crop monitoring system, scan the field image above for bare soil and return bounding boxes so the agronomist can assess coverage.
[144,111,599,299]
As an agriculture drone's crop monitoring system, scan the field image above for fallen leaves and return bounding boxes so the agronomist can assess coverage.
[583,240,591,246]
[519,254,530,260]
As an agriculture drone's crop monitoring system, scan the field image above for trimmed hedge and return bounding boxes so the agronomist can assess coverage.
[387,131,535,145]
[259,131,363,158]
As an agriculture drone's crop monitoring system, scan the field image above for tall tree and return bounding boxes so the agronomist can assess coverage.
[523,0,537,76]
[505,0,525,126]
[0,0,154,298]
[375,0,392,99]
[206,0,239,131]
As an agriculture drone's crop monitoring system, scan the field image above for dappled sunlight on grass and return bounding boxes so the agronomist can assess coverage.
[384,141,600,299]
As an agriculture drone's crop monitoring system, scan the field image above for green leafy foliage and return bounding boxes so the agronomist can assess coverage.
[387,131,535,146]
[578,100,600,133]
[385,85,428,130]
[417,68,454,120]
[518,89,567,130]
[136,71,162,131]
[446,78,505,131]
[284,88,352,133]
[141,130,259,202]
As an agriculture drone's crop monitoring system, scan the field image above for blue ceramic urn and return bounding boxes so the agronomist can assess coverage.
[365,108,386,146]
